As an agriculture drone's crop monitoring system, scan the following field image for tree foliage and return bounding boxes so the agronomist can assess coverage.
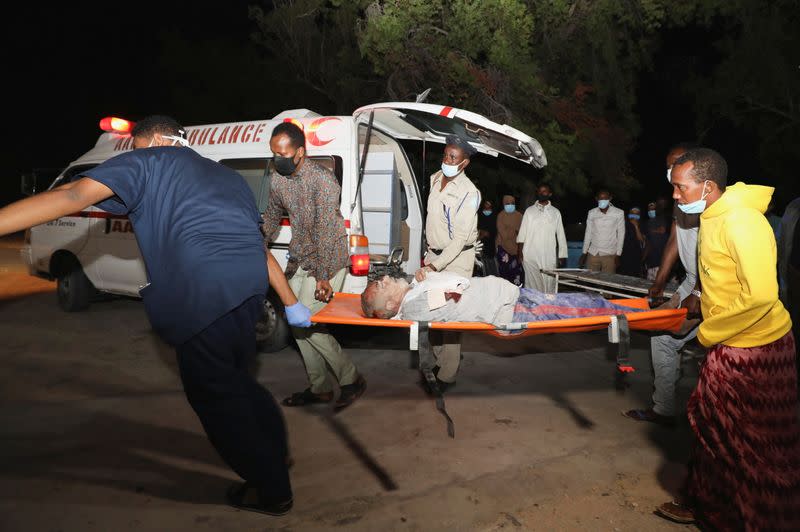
[249,0,799,201]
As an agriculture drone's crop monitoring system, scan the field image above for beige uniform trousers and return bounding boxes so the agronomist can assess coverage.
[427,252,474,383]
[289,266,358,394]
[587,254,617,274]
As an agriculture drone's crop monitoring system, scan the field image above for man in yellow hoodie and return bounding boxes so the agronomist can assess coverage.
[655,148,799,529]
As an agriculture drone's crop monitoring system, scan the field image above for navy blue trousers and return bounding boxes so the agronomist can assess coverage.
[176,295,291,499]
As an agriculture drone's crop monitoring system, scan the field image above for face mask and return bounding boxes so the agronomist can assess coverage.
[441,162,462,178]
[598,199,610,209]
[274,153,300,176]
[147,132,190,148]
[666,167,672,183]
[648,209,657,218]
[628,213,640,220]
[162,134,190,147]
[678,180,711,214]
[482,210,492,216]
[504,204,516,213]
[538,194,552,202]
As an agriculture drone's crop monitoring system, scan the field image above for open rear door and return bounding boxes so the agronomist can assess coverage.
[353,102,547,168]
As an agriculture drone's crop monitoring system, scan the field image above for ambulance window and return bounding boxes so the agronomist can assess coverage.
[219,158,270,211]
[50,164,98,189]
[307,156,343,186]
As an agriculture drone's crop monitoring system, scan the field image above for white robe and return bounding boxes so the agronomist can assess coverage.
[517,202,568,293]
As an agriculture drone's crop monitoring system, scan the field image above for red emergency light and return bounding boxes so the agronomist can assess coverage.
[99,116,135,134]
[349,234,370,276]
[283,117,304,131]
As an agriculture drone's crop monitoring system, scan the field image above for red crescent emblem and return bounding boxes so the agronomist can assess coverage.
[306,117,340,146]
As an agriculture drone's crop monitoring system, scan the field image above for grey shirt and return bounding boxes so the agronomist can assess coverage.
[398,275,520,325]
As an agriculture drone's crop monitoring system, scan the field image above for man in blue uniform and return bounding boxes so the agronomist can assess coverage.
[0,115,309,516]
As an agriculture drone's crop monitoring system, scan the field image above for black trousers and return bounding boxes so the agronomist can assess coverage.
[176,295,291,499]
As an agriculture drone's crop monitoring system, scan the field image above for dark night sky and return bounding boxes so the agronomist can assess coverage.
[3,2,255,205]
[3,3,784,222]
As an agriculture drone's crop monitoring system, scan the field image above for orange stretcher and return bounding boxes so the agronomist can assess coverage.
[312,292,687,438]
[311,293,686,338]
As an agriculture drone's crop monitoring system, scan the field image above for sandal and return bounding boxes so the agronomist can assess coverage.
[335,375,367,411]
[622,407,676,427]
[655,500,695,524]
[226,482,293,516]
[281,388,333,407]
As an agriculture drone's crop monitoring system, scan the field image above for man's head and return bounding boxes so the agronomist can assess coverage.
[270,122,307,176]
[666,141,698,181]
[647,201,658,218]
[502,194,517,213]
[482,199,493,214]
[537,183,553,204]
[441,135,477,178]
[628,206,641,222]
[360,275,411,319]
[131,115,189,149]
[596,189,612,210]
[670,148,728,212]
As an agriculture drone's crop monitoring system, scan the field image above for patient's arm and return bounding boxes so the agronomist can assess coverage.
[397,292,458,322]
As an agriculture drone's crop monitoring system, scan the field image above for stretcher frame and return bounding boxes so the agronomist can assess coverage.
[541,268,680,299]
[311,293,687,438]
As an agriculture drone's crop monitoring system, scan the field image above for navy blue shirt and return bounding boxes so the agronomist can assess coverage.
[82,147,267,346]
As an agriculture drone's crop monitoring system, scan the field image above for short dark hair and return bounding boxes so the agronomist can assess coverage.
[131,115,185,139]
[537,183,552,192]
[674,148,728,191]
[271,122,306,149]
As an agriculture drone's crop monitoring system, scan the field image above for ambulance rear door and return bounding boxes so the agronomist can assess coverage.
[352,102,547,168]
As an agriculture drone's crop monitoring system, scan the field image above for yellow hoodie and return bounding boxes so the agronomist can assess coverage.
[697,182,792,347]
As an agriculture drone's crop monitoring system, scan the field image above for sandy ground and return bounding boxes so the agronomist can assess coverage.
[0,236,701,531]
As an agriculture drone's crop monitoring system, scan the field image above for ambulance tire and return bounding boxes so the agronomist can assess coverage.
[57,263,92,312]
[256,293,291,353]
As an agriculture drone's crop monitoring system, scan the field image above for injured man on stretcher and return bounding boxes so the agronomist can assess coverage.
[360,271,645,325]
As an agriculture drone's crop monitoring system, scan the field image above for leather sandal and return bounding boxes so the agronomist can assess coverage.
[281,388,333,407]
[655,500,695,524]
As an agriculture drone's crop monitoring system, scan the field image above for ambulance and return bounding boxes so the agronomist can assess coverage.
[20,102,547,350]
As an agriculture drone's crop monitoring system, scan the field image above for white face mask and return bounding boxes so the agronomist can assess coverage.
[678,180,711,214]
[441,162,462,178]
[148,133,190,148]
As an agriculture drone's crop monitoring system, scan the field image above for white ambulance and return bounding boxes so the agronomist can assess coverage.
[21,102,546,350]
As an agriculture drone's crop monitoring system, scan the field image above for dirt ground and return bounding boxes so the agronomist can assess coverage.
[0,236,700,531]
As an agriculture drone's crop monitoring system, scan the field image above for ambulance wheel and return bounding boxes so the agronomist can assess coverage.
[57,263,92,312]
[256,294,291,352]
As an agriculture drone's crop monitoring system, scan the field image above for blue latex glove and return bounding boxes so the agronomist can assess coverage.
[285,301,312,328]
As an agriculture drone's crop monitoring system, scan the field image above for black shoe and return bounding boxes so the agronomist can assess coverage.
[226,482,293,516]
[621,408,676,427]
[334,374,367,412]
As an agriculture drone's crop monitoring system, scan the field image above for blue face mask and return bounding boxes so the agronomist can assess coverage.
[648,209,657,218]
[441,162,462,178]
[482,210,492,216]
[598,199,610,209]
[628,213,640,220]
[504,204,516,213]
[678,180,710,214]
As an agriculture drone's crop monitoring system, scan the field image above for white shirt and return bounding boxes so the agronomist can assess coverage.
[582,205,625,256]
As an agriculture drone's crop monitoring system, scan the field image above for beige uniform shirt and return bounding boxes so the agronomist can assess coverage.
[424,170,480,275]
